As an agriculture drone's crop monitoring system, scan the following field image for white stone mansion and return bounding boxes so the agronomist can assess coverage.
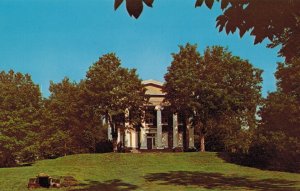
[107,80,195,150]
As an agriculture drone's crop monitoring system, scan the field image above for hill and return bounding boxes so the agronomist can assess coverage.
[0,152,299,191]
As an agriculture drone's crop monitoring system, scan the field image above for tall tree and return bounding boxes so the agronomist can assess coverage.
[164,44,262,152]
[0,70,42,166]
[163,44,201,150]
[250,58,300,172]
[115,0,300,61]
[84,53,146,149]
[260,58,300,138]
[41,78,98,158]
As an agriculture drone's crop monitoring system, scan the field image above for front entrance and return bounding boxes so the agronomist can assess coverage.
[147,138,152,150]
[146,134,156,150]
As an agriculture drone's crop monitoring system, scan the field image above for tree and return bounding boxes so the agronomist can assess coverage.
[84,53,146,150]
[0,70,42,166]
[164,44,262,152]
[41,78,90,157]
[114,0,300,61]
[259,58,300,139]
[163,43,201,150]
[260,58,300,138]
[248,58,300,172]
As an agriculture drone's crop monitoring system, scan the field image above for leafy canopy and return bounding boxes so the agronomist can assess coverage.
[0,70,42,166]
[85,53,146,124]
[114,0,300,61]
[164,44,262,151]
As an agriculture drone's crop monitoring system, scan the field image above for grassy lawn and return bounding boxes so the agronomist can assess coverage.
[0,152,299,191]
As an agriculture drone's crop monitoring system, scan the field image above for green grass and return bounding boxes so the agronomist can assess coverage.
[0,152,299,191]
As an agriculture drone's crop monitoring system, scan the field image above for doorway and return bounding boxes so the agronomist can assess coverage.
[147,138,152,150]
[146,134,156,150]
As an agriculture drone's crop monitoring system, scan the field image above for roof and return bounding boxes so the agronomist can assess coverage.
[142,79,163,87]
[142,79,165,96]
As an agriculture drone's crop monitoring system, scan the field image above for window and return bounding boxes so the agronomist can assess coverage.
[145,116,154,124]
[162,117,168,125]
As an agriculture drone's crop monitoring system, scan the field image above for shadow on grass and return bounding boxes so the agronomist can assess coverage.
[69,179,138,191]
[144,171,299,191]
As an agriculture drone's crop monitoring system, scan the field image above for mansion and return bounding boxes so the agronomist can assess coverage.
[107,80,195,150]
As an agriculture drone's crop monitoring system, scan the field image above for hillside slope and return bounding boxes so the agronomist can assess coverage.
[0,152,299,191]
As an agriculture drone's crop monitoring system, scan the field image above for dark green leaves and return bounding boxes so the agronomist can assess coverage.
[126,0,143,19]
[205,0,214,9]
[0,70,42,166]
[114,0,154,19]
[195,0,204,7]
[221,0,229,10]
[195,0,214,9]
[114,0,124,10]
[143,0,154,7]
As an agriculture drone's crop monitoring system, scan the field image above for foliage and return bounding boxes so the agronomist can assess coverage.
[41,76,113,158]
[95,140,113,153]
[210,0,300,61]
[114,0,154,19]
[259,58,300,143]
[115,0,300,61]
[85,53,146,123]
[247,57,300,172]
[0,70,42,166]
[163,43,201,150]
[164,44,262,152]
[260,92,300,138]
[85,53,146,149]
[205,113,254,153]
[247,132,300,172]
[275,58,300,99]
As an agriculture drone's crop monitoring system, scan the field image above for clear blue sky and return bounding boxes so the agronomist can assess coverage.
[0,0,283,97]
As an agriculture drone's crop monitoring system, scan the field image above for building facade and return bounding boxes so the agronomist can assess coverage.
[108,79,195,150]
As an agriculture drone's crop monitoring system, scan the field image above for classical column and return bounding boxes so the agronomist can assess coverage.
[140,128,147,149]
[125,130,130,147]
[117,128,121,143]
[189,126,195,149]
[107,122,113,141]
[124,108,130,147]
[155,105,163,149]
[173,113,178,148]
[131,129,138,149]
[186,117,195,149]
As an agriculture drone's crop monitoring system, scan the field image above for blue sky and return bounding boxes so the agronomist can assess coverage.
[0,0,283,97]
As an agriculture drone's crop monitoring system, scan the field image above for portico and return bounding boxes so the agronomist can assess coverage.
[108,79,195,150]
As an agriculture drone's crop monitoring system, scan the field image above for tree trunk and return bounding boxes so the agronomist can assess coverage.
[64,142,67,156]
[200,133,205,152]
[182,114,188,151]
[185,118,190,149]
[109,116,118,152]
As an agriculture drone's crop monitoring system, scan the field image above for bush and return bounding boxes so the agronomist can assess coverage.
[0,151,16,167]
[247,132,300,172]
[95,140,113,153]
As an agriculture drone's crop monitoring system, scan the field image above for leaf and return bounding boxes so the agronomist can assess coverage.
[254,36,263,44]
[126,0,143,19]
[219,25,224,32]
[195,0,204,7]
[225,22,231,34]
[205,0,214,9]
[143,0,154,7]
[216,15,227,32]
[221,0,229,10]
[239,25,247,37]
[114,0,124,10]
